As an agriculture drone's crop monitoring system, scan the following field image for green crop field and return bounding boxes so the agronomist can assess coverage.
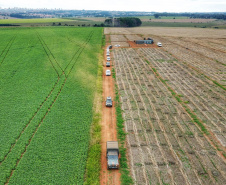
[0,27,103,184]
[0,18,75,24]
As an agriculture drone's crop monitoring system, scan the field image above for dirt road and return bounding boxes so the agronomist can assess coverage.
[100,45,121,185]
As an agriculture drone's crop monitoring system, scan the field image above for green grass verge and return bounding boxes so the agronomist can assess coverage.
[84,29,104,185]
[112,69,133,185]
[102,34,106,47]
[213,81,226,91]
[145,59,150,64]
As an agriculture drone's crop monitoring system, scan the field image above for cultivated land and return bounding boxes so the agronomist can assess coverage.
[106,27,226,184]
[2,16,225,28]
[1,24,225,185]
[0,27,103,184]
[0,18,74,24]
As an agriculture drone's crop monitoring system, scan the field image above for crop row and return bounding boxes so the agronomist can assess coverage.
[139,48,226,148]
[163,36,226,65]
[152,35,226,86]
[113,48,226,185]
[0,27,103,184]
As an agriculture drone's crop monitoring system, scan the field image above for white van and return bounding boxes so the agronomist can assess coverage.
[106,70,111,76]
[107,57,110,61]
[157,42,162,47]
[106,52,110,56]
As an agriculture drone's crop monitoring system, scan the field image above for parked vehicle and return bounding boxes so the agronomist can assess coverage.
[106,62,110,67]
[107,57,110,61]
[106,96,113,107]
[106,52,110,56]
[107,141,119,169]
[106,70,111,76]
[157,42,162,47]
[108,45,112,49]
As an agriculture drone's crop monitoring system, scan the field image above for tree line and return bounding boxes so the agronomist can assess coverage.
[154,13,226,20]
[104,17,142,27]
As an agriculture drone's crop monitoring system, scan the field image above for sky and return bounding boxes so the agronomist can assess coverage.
[0,0,226,12]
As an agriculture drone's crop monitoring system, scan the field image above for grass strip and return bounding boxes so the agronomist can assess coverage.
[84,30,104,185]
[112,69,133,185]
[213,80,226,91]
[145,59,150,64]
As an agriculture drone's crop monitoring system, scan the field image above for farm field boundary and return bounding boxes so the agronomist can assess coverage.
[84,32,104,185]
[0,27,103,184]
[113,47,226,184]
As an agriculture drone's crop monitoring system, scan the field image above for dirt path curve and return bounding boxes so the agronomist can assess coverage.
[100,43,121,185]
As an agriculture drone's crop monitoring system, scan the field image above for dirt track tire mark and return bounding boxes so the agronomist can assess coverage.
[0,35,17,67]
[0,36,15,58]
[36,32,61,77]
[64,31,94,77]
[36,32,64,74]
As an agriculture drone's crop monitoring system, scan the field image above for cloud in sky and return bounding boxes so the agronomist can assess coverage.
[0,0,226,12]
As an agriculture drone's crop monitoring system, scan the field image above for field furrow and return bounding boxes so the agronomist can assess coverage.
[0,35,17,67]
[139,48,226,147]
[113,47,226,185]
[151,36,226,86]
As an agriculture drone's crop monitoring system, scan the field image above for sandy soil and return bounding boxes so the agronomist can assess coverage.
[100,44,121,185]
[104,27,226,38]
[146,19,216,23]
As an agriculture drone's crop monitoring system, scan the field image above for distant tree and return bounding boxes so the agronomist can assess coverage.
[154,14,159,18]
[104,19,112,25]
[52,22,55,26]
[58,23,61,26]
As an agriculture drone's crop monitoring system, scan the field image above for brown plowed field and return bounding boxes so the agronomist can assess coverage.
[148,19,216,23]
[100,45,121,185]
[105,27,226,185]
